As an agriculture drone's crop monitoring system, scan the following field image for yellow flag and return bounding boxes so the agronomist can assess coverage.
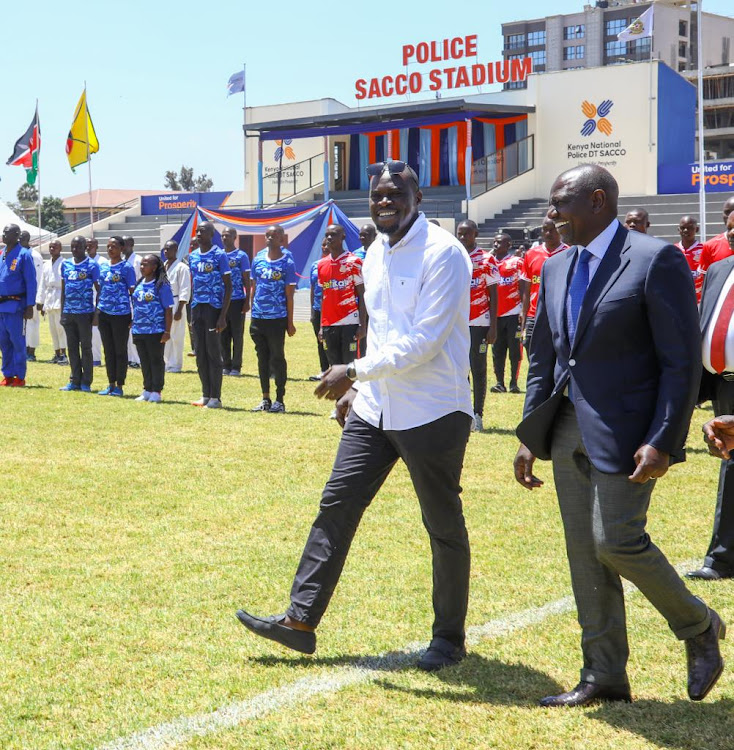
[66,90,99,171]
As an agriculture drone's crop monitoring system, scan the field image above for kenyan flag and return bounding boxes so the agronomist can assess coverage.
[7,106,40,185]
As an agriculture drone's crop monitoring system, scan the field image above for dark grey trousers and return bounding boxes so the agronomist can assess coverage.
[551,399,709,686]
[706,377,734,573]
[62,312,94,387]
[287,410,472,647]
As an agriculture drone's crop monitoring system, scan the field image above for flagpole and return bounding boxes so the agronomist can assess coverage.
[36,100,42,245]
[696,0,707,241]
[84,82,94,238]
[648,16,654,153]
[243,63,247,206]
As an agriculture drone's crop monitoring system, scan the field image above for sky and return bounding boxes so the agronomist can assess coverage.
[1,0,731,205]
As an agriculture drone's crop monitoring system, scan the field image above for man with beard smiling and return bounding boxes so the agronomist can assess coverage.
[513,164,724,707]
[237,160,474,672]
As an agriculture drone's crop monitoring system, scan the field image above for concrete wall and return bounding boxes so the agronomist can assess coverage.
[467,169,537,224]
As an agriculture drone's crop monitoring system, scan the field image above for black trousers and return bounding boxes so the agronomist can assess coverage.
[323,324,359,366]
[222,298,246,371]
[311,309,329,373]
[250,317,287,401]
[186,302,197,353]
[191,303,223,399]
[524,316,536,352]
[469,325,489,416]
[492,314,521,387]
[62,312,94,387]
[98,312,131,386]
[133,333,166,393]
[287,410,472,646]
[707,377,734,574]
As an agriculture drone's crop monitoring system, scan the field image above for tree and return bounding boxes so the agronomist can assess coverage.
[164,165,213,192]
[17,184,38,205]
[25,196,67,233]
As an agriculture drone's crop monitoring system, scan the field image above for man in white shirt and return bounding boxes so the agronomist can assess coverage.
[237,161,474,672]
[40,240,67,363]
[163,240,192,373]
[123,235,141,367]
[18,231,44,362]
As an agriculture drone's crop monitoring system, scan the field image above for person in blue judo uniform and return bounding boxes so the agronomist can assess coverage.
[0,224,37,387]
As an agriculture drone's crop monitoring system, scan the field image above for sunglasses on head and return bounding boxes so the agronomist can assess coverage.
[366,160,419,185]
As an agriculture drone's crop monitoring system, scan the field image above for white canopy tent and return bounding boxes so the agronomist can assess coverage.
[0,200,56,245]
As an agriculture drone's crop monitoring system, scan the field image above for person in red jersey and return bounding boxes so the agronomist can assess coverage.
[676,215,704,303]
[318,224,366,367]
[457,220,499,432]
[490,233,523,394]
[698,196,734,277]
[520,218,569,350]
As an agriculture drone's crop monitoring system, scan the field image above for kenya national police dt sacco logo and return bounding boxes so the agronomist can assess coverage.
[580,99,614,137]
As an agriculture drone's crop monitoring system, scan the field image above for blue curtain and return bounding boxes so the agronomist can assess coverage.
[359,135,369,190]
[408,127,421,178]
[418,129,432,187]
[471,120,485,160]
[504,123,516,146]
[375,135,385,163]
[516,118,529,173]
[348,134,361,190]
[439,129,449,186]
[447,126,459,186]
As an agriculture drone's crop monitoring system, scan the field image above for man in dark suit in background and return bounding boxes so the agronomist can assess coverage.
[513,164,725,706]
[688,209,734,581]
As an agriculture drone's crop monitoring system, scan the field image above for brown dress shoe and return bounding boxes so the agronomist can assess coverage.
[686,608,726,701]
[539,680,631,708]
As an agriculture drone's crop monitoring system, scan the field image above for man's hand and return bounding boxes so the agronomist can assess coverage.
[629,444,669,483]
[173,310,182,321]
[487,322,497,346]
[160,332,171,344]
[215,315,227,333]
[703,416,734,460]
[514,444,543,490]
[243,300,250,314]
[355,324,366,341]
[314,365,352,401]
[287,321,296,337]
[93,311,99,327]
[335,388,357,427]
[23,305,34,321]
[36,303,43,312]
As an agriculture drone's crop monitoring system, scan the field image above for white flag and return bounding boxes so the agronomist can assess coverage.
[617,6,654,42]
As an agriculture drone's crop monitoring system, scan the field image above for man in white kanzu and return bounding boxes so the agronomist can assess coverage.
[162,240,191,373]
[237,161,474,672]
[19,231,43,362]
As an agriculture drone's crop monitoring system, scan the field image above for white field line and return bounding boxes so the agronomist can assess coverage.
[97,560,698,750]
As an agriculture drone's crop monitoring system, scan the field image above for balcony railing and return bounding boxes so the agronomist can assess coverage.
[470,134,535,198]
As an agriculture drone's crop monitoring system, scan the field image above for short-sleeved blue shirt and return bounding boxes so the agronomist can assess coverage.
[226,249,251,301]
[131,281,174,335]
[97,260,136,316]
[189,246,231,308]
[310,260,322,311]
[62,258,100,314]
[251,249,297,319]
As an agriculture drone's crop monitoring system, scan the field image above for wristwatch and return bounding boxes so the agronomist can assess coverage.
[346,363,357,381]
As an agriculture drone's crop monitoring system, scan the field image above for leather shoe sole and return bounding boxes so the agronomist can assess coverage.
[236,610,316,655]
[686,567,732,581]
[540,681,631,708]
[417,636,466,672]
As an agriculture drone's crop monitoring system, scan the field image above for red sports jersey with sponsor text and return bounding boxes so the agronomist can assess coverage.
[492,254,523,317]
[318,251,363,327]
[698,233,734,276]
[676,240,704,303]
[519,242,569,318]
[469,247,499,326]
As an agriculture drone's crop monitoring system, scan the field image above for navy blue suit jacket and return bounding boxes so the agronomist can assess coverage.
[516,222,701,474]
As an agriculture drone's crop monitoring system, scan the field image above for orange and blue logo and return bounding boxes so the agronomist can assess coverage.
[581,100,613,137]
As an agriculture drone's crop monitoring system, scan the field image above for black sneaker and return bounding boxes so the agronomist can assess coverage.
[251,398,272,412]
[269,400,286,413]
[489,383,507,393]
[509,383,521,394]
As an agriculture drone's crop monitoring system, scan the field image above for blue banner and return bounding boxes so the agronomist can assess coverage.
[141,191,233,215]
[659,161,734,194]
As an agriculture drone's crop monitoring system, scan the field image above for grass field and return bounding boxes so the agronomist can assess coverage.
[2,328,733,750]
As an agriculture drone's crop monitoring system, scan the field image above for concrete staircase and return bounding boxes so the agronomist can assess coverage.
[475,193,731,249]
[93,214,183,256]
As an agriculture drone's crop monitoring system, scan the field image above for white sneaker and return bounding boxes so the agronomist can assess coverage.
[473,414,484,432]
[135,390,151,402]
[148,392,162,403]
[191,397,210,407]
[204,397,222,409]
[329,409,337,419]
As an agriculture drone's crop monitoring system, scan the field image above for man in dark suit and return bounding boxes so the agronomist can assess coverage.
[688,209,734,580]
[513,164,725,706]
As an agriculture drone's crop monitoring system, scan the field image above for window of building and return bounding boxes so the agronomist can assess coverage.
[564,24,585,40]
[605,40,627,57]
[679,20,688,37]
[679,41,688,58]
[527,30,546,47]
[563,45,586,60]
[633,37,651,55]
[605,18,627,37]
[506,33,526,50]
[505,81,527,90]
[530,49,547,67]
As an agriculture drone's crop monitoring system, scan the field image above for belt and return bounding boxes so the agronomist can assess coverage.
[720,372,734,382]
[0,295,22,303]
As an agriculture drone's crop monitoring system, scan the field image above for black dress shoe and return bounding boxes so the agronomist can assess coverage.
[686,566,732,581]
[686,608,726,701]
[235,610,316,654]
[417,637,466,672]
[539,681,631,707]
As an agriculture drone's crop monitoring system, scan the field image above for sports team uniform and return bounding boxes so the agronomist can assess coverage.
[698,233,734,277]
[222,248,251,373]
[676,240,704,303]
[131,280,175,396]
[310,258,328,374]
[318,250,364,366]
[61,257,100,388]
[491,253,523,391]
[97,259,136,387]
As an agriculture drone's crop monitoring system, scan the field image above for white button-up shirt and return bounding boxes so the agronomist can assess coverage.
[40,256,64,311]
[702,264,734,374]
[166,259,191,303]
[352,212,473,430]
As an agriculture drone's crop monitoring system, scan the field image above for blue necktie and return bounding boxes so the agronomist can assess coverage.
[567,248,591,344]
